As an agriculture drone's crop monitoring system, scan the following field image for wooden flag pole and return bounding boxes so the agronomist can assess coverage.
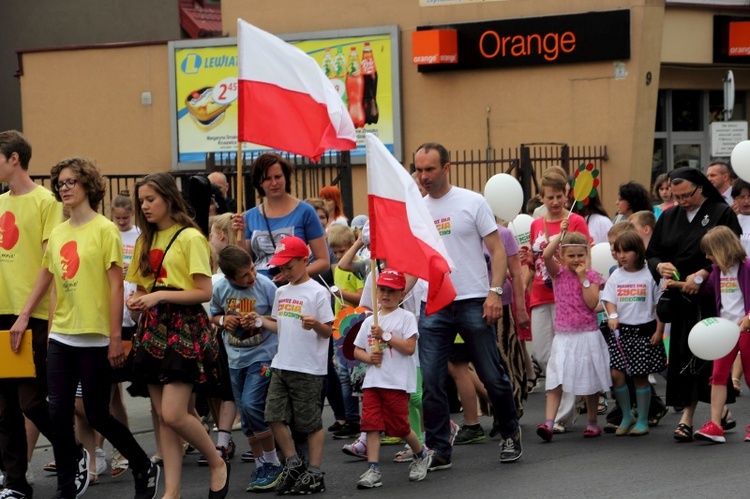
[369,258,380,367]
[236,143,244,242]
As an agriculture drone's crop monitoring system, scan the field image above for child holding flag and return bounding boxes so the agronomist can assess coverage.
[352,269,431,489]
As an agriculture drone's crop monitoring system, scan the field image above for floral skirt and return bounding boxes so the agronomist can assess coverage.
[131,301,222,388]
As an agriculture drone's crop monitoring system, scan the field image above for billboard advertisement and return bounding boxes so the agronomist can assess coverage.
[169,26,401,169]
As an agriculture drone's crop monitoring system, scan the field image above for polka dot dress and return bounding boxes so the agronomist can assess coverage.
[608,323,667,376]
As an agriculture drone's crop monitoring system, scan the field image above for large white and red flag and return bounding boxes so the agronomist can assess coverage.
[366,133,456,315]
[237,19,356,161]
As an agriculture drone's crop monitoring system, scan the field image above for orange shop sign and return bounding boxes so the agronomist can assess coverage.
[415,10,630,72]
[412,29,458,65]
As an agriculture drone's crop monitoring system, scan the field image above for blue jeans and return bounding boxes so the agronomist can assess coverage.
[337,364,360,422]
[419,298,518,459]
[230,361,273,437]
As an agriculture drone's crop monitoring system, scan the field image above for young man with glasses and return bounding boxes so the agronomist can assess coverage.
[0,130,63,499]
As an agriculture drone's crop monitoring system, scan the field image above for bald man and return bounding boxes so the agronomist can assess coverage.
[208,171,237,212]
[706,161,734,205]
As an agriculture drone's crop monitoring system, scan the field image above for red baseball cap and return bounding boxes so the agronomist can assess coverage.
[376,268,406,290]
[268,236,309,267]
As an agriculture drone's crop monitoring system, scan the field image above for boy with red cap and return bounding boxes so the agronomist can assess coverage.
[255,236,334,495]
[352,268,431,489]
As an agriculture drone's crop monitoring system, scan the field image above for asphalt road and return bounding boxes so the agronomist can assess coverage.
[24,376,750,498]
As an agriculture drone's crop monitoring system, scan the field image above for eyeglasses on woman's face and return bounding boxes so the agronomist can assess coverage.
[54,179,78,192]
[672,185,699,201]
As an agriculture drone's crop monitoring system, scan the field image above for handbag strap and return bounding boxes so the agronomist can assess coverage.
[150,226,189,292]
[261,204,276,250]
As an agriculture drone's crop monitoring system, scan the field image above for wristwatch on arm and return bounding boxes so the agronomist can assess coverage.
[489,286,503,296]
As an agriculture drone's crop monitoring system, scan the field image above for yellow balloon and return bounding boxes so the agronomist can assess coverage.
[573,170,594,202]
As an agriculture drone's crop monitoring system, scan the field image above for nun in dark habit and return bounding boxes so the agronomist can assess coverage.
[646,166,741,442]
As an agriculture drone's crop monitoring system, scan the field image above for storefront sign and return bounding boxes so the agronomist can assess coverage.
[416,10,630,72]
[169,26,402,168]
[412,29,458,65]
[711,121,748,157]
[714,16,750,64]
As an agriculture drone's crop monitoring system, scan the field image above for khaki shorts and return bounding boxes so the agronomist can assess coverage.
[264,369,324,434]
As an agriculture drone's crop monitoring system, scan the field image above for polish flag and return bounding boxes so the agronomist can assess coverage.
[237,19,356,161]
[366,134,456,315]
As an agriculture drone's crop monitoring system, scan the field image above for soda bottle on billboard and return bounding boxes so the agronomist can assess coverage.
[322,48,334,78]
[361,42,379,125]
[346,46,365,129]
[332,47,348,107]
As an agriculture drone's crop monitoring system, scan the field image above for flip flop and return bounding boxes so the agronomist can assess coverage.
[674,423,693,442]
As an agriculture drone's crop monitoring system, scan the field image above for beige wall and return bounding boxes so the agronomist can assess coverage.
[20,44,172,176]
[225,0,665,214]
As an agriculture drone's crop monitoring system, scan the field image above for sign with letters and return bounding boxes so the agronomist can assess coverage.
[415,10,630,72]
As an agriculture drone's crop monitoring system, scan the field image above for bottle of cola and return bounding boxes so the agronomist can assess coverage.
[346,47,365,129]
[361,42,379,125]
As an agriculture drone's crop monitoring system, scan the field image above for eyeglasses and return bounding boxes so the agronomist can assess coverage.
[673,186,699,201]
[54,179,78,192]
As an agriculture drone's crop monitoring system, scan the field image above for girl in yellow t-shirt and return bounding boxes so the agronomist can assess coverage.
[125,172,229,499]
[12,158,158,498]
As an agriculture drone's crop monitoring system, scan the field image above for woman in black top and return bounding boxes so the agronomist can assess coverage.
[646,167,741,442]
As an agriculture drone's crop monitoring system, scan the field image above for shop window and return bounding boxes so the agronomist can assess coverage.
[671,90,703,132]
[709,90,747,123]
[652,138,667,185]
[655,90,666,132]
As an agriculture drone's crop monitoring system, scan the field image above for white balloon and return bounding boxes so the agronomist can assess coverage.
[508,214,534,250]
[731,140,750,183]
[688,317,740,361]
[483,174,523,222]
[590,242,616,281]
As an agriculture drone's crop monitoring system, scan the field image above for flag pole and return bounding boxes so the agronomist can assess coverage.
[236,142,244,242]
[370,258,380,367]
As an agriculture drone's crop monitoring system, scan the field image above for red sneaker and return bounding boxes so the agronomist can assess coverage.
[694,421,726,443]
[583,426,602,438]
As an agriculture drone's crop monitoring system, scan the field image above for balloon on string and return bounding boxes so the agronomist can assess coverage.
[590,242,616,281]
[508,214,534,250]
[569,162,600,210]
[483,173,523,222]
[731,141,750,183]
[688,317,740,361]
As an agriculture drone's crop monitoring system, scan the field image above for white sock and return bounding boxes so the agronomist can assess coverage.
[217,430,231,449]
[263,450,280,465]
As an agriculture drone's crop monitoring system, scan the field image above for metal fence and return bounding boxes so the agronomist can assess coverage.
[410,144,608,207]
[17,150,352,217]
[11,145,606,217]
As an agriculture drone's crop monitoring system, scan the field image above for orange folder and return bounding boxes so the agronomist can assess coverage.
[0,329,36,378]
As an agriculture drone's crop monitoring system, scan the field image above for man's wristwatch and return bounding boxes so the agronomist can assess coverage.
[219,315,225,327]
[693,274,704,285]
[489,286,503,296]
[381,331,392,343]
[608,313,619,320]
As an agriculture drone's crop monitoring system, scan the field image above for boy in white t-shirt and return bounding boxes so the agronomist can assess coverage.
[352,269,431,489]
[257,236,334,495]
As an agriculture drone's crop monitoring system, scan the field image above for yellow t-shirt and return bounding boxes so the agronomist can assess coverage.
[0,185,63,319]
[126,225,211,291]
[43,215,123,336]
[333,265,364,316]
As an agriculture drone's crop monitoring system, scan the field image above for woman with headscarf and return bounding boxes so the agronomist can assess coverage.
[646,167,741,442]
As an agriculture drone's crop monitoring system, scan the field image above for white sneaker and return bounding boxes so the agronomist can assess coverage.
[25,462,34,485]
[449,419,460,446]
[95,447,107,476]
[0,470,5,487]
[356,467,382,489]
[408,451,431,482]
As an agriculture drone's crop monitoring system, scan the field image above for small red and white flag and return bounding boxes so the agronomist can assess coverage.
[237,19,356,161]
[366,133,456,315]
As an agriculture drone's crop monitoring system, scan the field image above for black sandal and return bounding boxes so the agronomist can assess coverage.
[674,423,693,442]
